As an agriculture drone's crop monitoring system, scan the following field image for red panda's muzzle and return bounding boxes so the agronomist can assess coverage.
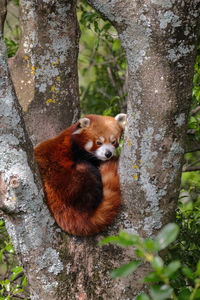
[94,144,116,161]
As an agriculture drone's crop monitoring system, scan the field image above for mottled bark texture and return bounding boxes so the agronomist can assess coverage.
[9,0,80,145]
[0,0,7,34]
[86,0,200,297]
[0,36,65,300]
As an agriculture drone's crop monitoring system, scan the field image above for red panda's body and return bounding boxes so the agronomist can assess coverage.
[34,114,126,236]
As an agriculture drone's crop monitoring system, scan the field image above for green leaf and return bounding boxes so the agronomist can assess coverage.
[177,287,191,300]
[99,236,123,246]
[136,293,150,300]
[119,231,141,245]
[94,20,100,33]
[165,261,181,278]
[22,275,27,287]
[10,266,23,281]
[182,266,195,280]
[102,23,112,31]
[99,235,124,246]
[143,272,160,283]
[111,261,141,278]
[144,238,155,251]
[0,249,5,262]
[112,39,121,51]
[5,244,14,253]
[94,39,100,50]
[100,231,140,247]
[152,256,164,272]
[12,286,24,294]
[150,285,173,300]
[135,249,145,258]
[3,279,11,292]
[12,266,23,272]
[196,260,200,276]
[154,223,179,251]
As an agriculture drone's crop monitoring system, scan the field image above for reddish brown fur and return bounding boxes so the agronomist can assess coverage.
[34,115,123,236]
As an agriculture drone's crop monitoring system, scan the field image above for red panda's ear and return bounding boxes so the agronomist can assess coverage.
[72,118,90,135]
[79,117,90,128]
[115,113,127,130]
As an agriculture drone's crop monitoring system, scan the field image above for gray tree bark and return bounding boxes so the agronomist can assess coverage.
[86,0,200,296]
[1,0,200,299]
[0,27,64,300]
[9,0,80,145]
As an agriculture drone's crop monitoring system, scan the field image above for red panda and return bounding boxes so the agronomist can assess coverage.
[34,114,126,236]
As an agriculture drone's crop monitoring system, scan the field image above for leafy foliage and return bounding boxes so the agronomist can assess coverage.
[0,220,28,299]
[4,37,19,58]
[3,0,20,58]
[192,34,200,106]
[189,33,200,143]
[166,202,200,294]
[78,0,127,116]
[100,224,200,300]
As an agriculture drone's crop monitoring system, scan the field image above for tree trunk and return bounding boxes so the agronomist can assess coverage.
[86,0,200,296]
[1,1,200,299]
[0,31,65,300]
[0,0,7,35]
[9,0,80,145]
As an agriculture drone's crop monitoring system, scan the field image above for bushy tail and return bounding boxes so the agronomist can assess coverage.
[90,158,121,234]
[44,158,121,236]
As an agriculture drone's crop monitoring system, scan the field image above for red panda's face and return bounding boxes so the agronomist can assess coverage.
[85,134,118,161]
[71,114,126,161]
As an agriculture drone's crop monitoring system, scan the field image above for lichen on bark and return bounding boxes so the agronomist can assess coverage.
[86,0,200,296]
[9,0,81,145]
[0,32,64,300]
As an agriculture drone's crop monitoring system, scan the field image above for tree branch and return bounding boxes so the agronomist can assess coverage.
[184,135,200,153]
[182,165,200,172]
[191,106,200,116]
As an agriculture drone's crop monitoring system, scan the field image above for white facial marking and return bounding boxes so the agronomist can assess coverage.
[110,135,114,142]
[84,140,93,151]
[99,136,105,142]
[95,144,115,161]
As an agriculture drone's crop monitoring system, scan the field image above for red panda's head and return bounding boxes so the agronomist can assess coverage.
[71,114,127,161]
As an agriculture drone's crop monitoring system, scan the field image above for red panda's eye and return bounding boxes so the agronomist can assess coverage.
[111,140,116,145]
[96,141,102,146]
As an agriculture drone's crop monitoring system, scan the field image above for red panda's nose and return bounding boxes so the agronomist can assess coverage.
[105,150,112,158]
